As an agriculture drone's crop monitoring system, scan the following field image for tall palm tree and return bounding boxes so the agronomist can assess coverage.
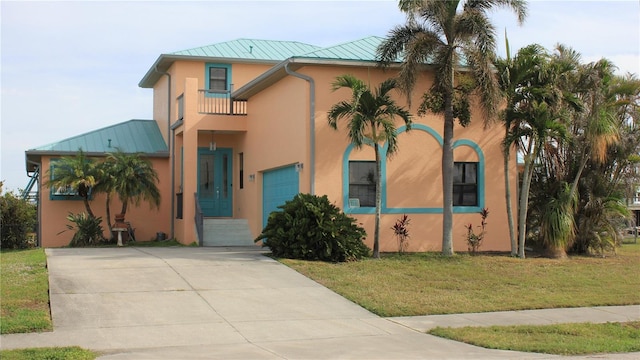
[496,41,538,256]
[378,0,527,255]
[328,74,412,258]
[47,149,99,218]
[105,150,161,220]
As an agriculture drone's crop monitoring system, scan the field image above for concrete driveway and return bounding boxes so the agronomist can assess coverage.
[1,247,635,359]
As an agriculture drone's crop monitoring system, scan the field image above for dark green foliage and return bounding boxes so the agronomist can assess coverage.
[0,188,37,249]
[66,212,104,247]
[255,193,370,262]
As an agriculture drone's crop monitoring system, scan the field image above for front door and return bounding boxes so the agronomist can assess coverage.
[198,148,232,217]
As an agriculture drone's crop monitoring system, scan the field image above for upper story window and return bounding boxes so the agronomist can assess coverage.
[205,63,232,97]
[453,162,477,206]
[349,161,376,208]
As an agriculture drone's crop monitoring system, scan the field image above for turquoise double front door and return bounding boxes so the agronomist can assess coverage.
[197,148,233,217]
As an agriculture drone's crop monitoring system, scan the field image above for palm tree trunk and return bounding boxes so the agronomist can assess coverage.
[105,193,114,240]
[517,140,536,259]
[442,92,455,256]
[83,198,95,219]
[503,132,517,256]
[373,144,382,259]
[120,201,128,218]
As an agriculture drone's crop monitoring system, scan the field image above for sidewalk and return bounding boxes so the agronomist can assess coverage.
[1,247,638,359]
[390,305,640,332]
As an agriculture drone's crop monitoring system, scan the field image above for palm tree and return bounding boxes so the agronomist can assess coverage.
[328,74,412,258]
[47,149,99,218]
[105,150,161,221]
[378,0,527,255]
[496,41,538,256]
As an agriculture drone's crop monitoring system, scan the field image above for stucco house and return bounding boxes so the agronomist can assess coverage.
[25,36,518,252]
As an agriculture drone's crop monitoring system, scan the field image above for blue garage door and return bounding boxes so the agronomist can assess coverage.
[263,166,299,228]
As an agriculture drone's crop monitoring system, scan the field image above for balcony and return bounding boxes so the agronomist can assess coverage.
[198,90,247,116]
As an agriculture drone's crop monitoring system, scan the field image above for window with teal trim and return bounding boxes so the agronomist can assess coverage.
[49,161,86,201]
[205,63,231,97]
[349,161,376,207]
[453,162,477,206]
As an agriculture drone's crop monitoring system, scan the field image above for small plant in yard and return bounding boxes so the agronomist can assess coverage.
[391,214,411,254]
[255,193,369,262]
[65,212,105,247]
[465,208,489,254]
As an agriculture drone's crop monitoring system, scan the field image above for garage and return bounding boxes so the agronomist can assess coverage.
[262,165,300,227]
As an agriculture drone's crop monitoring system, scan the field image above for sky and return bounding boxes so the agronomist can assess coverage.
[1,0,639,193]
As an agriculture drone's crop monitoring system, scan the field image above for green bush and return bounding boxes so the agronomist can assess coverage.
[66,212,104,247]
[255,193,370,262]
[1,188,37,249]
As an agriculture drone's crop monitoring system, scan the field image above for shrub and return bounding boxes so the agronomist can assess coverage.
[255,193,369,262]
[0,187,37,249]
[66,212,104,247]
[391,214,411,254]
[465,208,489,254]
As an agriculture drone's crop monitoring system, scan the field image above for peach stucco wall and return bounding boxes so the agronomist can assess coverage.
[39,156,171,247]
[156,58,517,253]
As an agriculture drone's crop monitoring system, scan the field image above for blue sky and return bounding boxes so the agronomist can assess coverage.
[1,0,639,193]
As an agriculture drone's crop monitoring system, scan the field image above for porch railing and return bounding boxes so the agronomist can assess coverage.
[194,193,203,246]
[198,90,247,115]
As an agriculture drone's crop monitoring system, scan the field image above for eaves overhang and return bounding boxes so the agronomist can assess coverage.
[138,54,282,88]
[25,150,170,173]
[232,57,407,101]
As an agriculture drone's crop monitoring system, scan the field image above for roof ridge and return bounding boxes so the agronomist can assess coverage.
[171,38,321,55]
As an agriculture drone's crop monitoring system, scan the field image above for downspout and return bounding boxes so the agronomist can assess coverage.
[155,66,174,239]
[284,62,315,195]
[27,160,42,247]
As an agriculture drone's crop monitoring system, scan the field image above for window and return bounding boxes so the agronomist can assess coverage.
[205,63,231,96]
[349,161,376,207]
[49,160,85,200]
[453,162,478,206]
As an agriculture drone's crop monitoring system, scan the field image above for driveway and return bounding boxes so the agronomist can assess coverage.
[1,247,635,359]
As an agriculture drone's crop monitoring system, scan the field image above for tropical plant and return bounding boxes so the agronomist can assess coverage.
[0,182,37,249]
[327,74,412,258]
[391,214,411,254]
[465,207,489,254]
[377,0,527,256]
[495,41,548,256]
[255,193,370,262]
[65,212,104,247]
[46,149,99,218]
[104,150,161,220]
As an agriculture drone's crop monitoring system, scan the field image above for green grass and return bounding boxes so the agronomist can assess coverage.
[429,321,640,355]
[0,346,97,360]
[127,239,184,247]
[281,243,640,317]
[0,249,52,334]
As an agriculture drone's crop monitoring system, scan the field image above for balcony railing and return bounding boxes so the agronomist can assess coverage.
[198,90,247,115]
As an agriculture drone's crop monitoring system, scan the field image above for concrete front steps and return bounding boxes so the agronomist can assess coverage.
[202,218,256,246]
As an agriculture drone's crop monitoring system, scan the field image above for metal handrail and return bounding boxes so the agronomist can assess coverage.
[194,192,203,246]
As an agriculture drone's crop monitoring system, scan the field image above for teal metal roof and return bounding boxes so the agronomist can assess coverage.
[172,39,322,61]
[27,120,168,155]
[299,36,387,62]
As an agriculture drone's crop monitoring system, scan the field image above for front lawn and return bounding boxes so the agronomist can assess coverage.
[281,243,640,317]
[0,249,51,334]
[430,321,640,355]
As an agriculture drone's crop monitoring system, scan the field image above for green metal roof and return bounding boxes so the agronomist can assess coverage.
[27,120,168,155]
[299,36,387,62]
[171,39,322,61]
